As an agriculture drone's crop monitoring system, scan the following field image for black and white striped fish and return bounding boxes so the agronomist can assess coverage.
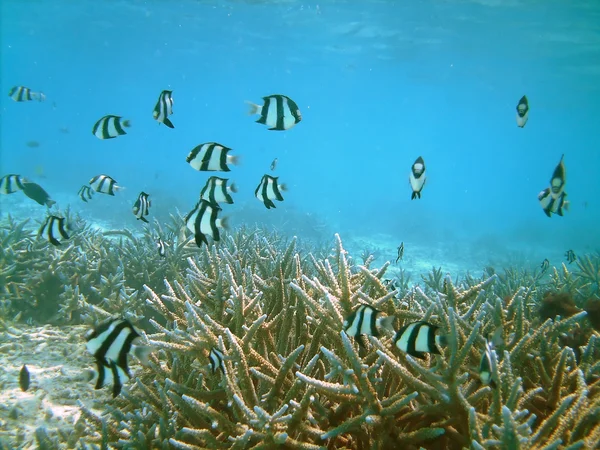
[479,327,503,388]
[38,215,70,246]
[0,174,25,194]
[565,249,577,264]
[516,95,529,128]
[92,115,131,139]
[343,304,394,342]
[9,86,45,102]
[156,238,167,257]
[89,175,119,195]
[153,90,174,128]
[255,174,285,209]
[132,191,151,223]
[200,176,236,205]
[393,321,447,359]
[186,142,238,172]
[78,185,94,202]
[184,199,228,247]
[538,155,569,217]
[85,318,151,398]
[247,94,302,131]
[209,347,226,373]
[409,156,426,200]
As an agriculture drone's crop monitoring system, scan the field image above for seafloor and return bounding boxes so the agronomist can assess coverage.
[0,197,599,449]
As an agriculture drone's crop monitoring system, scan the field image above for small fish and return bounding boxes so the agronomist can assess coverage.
[393,321,447,359]
[538,155,569,217]
[92,115,131,140]
[85,318,151,398]
[22,181,56,207]
[19,365,30,391]
[0,174,25,194]
[9,86,45,102]
[186,142,239,172]
[516,95,529,128]
[184,199,228,247]
[409,156,426,200]
[255,174,286,209]
[156,238,167,257]
[479,327,503,389]
[565,250,576,264]
[89,174,119,195]
[246,94,302,131]
[270,158,278,171]
[78,185,94,202]
[153,90,174,128]
[343,304,395,342]
[26,141,40,148]
[209,347,226,373]
[38,215,70,246]
[396,243,404,263]
[200,176,237,205]
[132,191,151,223]
[540,258,550,272]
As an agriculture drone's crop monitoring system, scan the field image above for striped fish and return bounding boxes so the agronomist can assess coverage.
[255,174,285,209]
[132,191,151,223]
[184,199,228,247]
[516,95,529,128]
[247,94,302,131]
[78,185,94,202]
[186,142,238,172]
[343,304,395,342]
[209,347,226,373]
[200,176,236,205]
[9,86,45,102]
[393,321,446,359]
[92,115,130,139]
[0,174,25,194]
[153,90,174,128]
[38,215,70,246]
[89,174,118,195]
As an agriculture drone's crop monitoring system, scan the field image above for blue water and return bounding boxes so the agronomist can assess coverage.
[1,0,599,274]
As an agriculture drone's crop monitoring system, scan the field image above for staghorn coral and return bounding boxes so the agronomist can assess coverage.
[64,232,600,449]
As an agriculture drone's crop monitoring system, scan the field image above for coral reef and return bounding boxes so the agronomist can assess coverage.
[0,215,599,449]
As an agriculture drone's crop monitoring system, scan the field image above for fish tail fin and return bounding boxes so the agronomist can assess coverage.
[122,120,132,128]
[132,345,152,366]
[246,101,261,115]
[563,200,570,212]
[228,154,241,167]
[163,117,174,128]
[229,183,238,193]
[436,334,448,348]
[378,315,395,332]
[219,216,230,230]
[279,183,287,192]
[46,199,57,208]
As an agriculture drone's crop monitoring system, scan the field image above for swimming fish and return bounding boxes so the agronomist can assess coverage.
[270,158,278,171]
[85,318,151,398]
[0,174,25,194]
[540,258,550,272]
[479,327,503,388]
[516,95,529,128]
[19,365,30,391]
[9,86,45,102]
[184,199,228,247]
[255,174,285,209]
[200,176,236,205]
[38,215,70,246]
[26,141,41,148]
[409,156,426,200]
[153,90,174,128]
[22,181,56,207]
[132,191,151,223]
[343,304,395,342]
[565,250,576,264]
[186,142,238,172]
[538,155,569,217]
[247,94,302,131]
[393,321,446,359]
[89,174,119,195]
[156,238,167,257]
[396,242,404,263]
[78,185,94,202]
[92,115,131,139]
[209,347,226,373]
